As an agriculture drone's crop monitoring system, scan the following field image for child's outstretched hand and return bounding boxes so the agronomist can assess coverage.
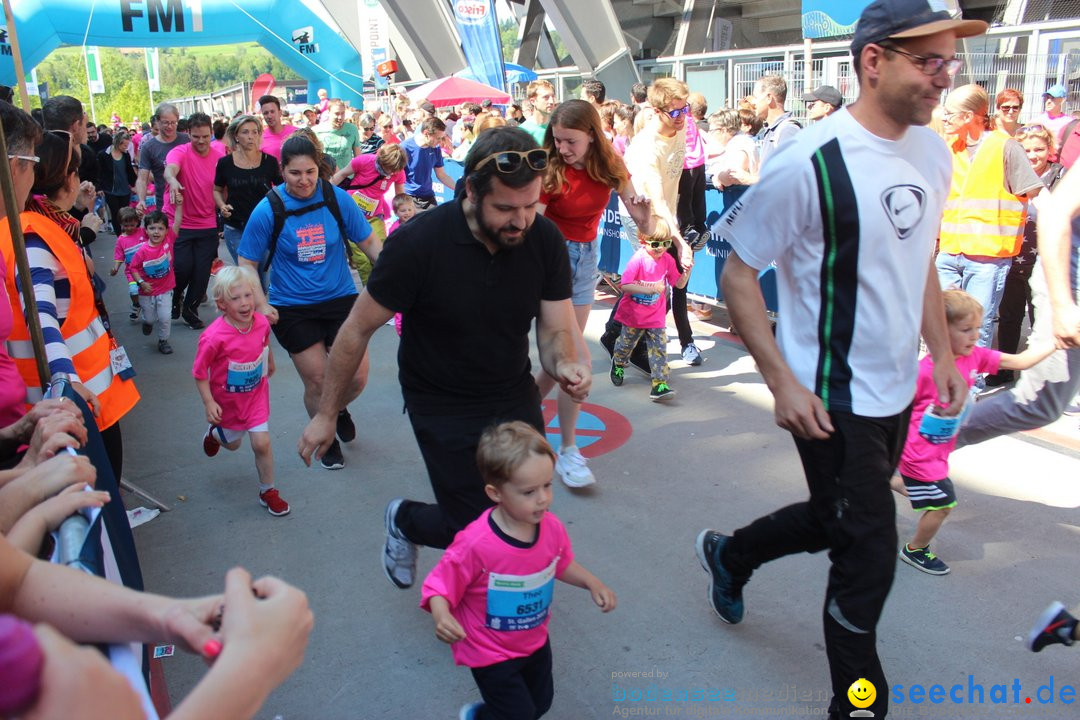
[590,582,617,613]
[204,401,223,425]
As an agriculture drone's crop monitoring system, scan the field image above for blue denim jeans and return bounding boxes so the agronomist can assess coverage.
[935,252,1012,347]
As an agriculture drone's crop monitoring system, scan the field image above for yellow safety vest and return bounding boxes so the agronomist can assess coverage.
[939,130,1027,258]
[0,212,139,429]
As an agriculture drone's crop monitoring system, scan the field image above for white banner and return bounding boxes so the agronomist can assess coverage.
[25,69,39,97]
[357,0,390,81]
[145,48,160,92]
[85,46,105,94]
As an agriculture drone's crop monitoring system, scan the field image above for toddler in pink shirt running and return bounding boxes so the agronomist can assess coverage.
[192,266,289,517]
[421,421,616,719]
[896,289,1053,576]
[109,207,146,322]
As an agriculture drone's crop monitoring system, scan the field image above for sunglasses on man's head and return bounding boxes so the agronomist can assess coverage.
[665,106,691,120]
[473,148,549,173]
[643,238,672,250]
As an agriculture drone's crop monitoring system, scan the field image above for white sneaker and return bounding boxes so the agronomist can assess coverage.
[556,446,596,488]
[681,343,702,366]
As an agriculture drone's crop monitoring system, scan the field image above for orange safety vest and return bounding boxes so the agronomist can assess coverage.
[0,212,139,429]
[938,130,1028,258]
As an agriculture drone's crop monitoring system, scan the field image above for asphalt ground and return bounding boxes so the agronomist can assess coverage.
[90,233,1080,720]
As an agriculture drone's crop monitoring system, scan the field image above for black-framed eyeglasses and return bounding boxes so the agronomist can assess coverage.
[881,44,962,77]
[664,106,691,119]
[473,148,548,173]
[644,238,672,249]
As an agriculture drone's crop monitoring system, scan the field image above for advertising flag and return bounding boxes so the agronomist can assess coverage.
[453,0,507,93]
[85,46,105,94]
[801,1,871,39]
[146,48,160,92]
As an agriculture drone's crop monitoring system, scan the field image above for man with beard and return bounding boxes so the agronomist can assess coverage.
[298,127,589,591]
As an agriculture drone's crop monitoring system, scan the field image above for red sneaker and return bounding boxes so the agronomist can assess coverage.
[258,488,291,516]
[202,425,221,457]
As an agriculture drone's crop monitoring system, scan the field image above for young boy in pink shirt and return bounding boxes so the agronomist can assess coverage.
[897,289,1054,575]
[192,266,288,517]
[421,421,616,719]
[109,207,146,321]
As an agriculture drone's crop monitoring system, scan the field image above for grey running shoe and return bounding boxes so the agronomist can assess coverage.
[383,498,418,589]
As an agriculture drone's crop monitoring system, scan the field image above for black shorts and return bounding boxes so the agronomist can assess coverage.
[901,474,958,511]
[409,195,437,210]
[271,294,357,355]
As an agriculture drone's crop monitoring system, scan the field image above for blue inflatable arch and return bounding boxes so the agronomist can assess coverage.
[0,0,365,104]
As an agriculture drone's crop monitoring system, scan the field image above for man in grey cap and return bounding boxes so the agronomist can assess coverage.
[803,85,844,122]
[696,1,984,717]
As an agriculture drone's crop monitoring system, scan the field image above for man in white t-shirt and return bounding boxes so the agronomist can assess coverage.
[695,2,982,718]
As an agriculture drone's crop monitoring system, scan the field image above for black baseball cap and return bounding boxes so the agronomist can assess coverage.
[802,85,844,107]
[851,0,987,58]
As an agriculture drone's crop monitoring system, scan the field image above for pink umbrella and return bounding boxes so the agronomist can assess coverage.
[406,76,512,107]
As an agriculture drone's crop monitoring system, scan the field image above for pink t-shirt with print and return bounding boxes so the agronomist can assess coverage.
[900,347,1001,482]
[113,229,147,284]
[421,508,574,668]
[346,154,405,220]
[191,314,272,430]
[614,248,681,330]
[129,232,177,296]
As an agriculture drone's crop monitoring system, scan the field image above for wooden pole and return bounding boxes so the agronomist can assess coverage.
[2,0,32,111]
[0,126,53,390]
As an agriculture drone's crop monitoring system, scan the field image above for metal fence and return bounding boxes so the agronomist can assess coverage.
[955,51,1080,123]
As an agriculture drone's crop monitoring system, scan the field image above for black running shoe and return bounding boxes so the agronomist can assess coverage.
[695,530,747,624]
[182,310,205,330]
[336,409,356,442]
[320,439,345,470]
[1028,602,1078,652]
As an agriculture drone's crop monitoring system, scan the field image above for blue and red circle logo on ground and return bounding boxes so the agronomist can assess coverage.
[541,401,632,458]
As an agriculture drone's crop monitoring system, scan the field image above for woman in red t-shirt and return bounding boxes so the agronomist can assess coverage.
[536,99,653,489]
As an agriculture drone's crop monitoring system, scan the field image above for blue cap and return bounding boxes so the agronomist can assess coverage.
[851,0,987,58]
[1044,84,1067,99]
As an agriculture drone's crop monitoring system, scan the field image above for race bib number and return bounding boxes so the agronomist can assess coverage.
[109,345,136,380]
[485,558,558,632]
[143,252,170,279]
[296,223,327,263]
[225,347,268,393]
[630,291,660,306]
[350,191,379,218]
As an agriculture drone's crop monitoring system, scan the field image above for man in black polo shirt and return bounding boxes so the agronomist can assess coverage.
[299,126,590,589]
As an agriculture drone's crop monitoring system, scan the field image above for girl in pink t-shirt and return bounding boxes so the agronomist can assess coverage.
[109,207,146,322]
[192,266,288,517]
[895,289,1054,576]
[421,422,615,719]
[610,219,689,402]
[129,209,180,354]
